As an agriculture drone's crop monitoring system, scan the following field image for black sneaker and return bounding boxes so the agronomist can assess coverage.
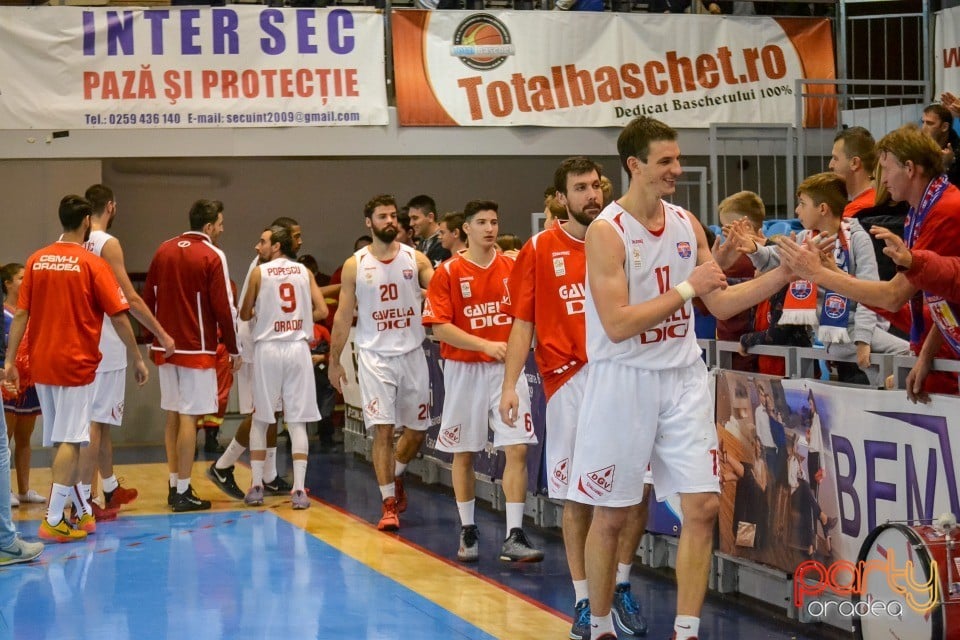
[167,485,176,508]
[207,463,244,500]
[173,486,211,512]
[263,475,293,496]
[499,528,544,563]
[457,525,479,563]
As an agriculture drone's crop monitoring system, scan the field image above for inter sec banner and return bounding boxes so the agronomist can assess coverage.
[392,10,836,127]
[936,6,960,98]
[0,7,388,129]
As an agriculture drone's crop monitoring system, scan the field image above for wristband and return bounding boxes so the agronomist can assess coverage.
[675,280,696,302]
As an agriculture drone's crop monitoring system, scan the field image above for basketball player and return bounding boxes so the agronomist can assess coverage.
[424,199,542,563]
[4,195,148,542]
[208,217,306,500]
[144,199,239,513]
[239,225,327,509]
[570,117,795,640]
[500,157,649,638]
[77,184,175,522]
[328,194,434,531]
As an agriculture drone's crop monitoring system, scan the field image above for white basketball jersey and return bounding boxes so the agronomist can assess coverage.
[252,257,313,343]
[237,256,259,359]
[585,200,701,370]
[84,229,126,372]
[354,244,425,355]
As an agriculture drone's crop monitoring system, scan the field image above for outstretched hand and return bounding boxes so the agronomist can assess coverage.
[871,226,912,269]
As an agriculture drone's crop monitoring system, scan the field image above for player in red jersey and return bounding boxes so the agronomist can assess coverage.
[424,200,542,564]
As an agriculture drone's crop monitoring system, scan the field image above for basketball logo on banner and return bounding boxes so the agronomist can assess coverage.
[450,14,514,71]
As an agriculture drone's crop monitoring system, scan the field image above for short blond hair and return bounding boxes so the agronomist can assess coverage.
[877,124,944,178]
[718,191,765,230]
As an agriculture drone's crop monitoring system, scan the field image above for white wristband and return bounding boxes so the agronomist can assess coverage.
[675,280,696,302]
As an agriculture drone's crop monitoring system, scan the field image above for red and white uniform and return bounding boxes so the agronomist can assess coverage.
[352,244,429,430]
[251,258,319,423]
[19,240,128,445]
[503,224,586,496]
[570,201,719,506]
[143,230,237,415]
[84,229,127,425]
[424,253,536,452]
[235,256,259,414]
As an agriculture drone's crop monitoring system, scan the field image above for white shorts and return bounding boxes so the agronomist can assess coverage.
[91,368,126,426]
[357,348,430,431]
[36,382,94,446]
[252,341,320,424]
[235,361,255,415]
[568,359,719,507]
[548,368,652,499]
[158,364,217,416]
[436,360,537,453]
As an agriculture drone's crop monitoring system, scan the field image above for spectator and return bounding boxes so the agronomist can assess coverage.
[407,195,452,267]
[543,184,569,230]
[732,173,909,385]
[2,263,44,507]
[920,103,960,188]
[829,126,877,218]
[0,374,43,563]
[496,233,523,257]
[397,210,416,248]
[438,212,467,256]
[777,125,960,403]
[851,162,909,283]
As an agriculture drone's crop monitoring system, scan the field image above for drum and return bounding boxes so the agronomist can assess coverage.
[855,523,960,640]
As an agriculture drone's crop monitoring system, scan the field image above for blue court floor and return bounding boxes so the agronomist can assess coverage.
[1,445,843,639]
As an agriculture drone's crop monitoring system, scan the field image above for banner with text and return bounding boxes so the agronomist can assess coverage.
[392,10,836,128]
[0,7,388,129]
[936,6,960,97]
[716,370,960,573]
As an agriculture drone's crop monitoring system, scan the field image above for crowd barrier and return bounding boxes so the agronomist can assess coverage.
[339,329,960,633]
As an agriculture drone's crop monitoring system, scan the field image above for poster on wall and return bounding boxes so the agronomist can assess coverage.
[0,7,388,129]
[392,10,836,128]
[716,369,960,574]
[936,6,960,98]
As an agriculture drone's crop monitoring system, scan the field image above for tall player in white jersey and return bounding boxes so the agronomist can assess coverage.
[239,225,327,509]
[570,118,797,640]
[328,194,434,532]
[79,185,175,523]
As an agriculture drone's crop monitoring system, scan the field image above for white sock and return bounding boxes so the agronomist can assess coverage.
[101,475,119,494]
[379,483,396,500]
[72,485,92,516]
[395,461,408,477]
[217,440,246,469]
[674,615,699,638]
[573,579,589,605]
[591,612,615,636]
[47,484,72,526]
[176,478,190,494]
[169,473,178,488]
[292,460,307,492]
[506,502,525,532]
[457,499,476,527]
[80,483,92,501]
[616,562,632,586]
[251,459,265,487]
[264,448,278,482]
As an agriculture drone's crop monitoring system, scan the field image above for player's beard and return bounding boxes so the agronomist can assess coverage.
[569,203,600,227]
[372,224,398,244]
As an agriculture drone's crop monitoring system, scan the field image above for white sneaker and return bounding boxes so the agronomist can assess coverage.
[18,490,47,504]
[0,536,44,565]
[10,492,18,508]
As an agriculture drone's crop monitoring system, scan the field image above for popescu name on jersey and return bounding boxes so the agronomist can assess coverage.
[558,283,585,315]
[372,306,416,331]
[463,301,510,330]
[266,265,302,277]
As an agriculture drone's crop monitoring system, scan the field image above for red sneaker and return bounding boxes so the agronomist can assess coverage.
[377,497,400,532]
[91,502,120,522]
[395,476,407,513]
[105,481,139,509]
